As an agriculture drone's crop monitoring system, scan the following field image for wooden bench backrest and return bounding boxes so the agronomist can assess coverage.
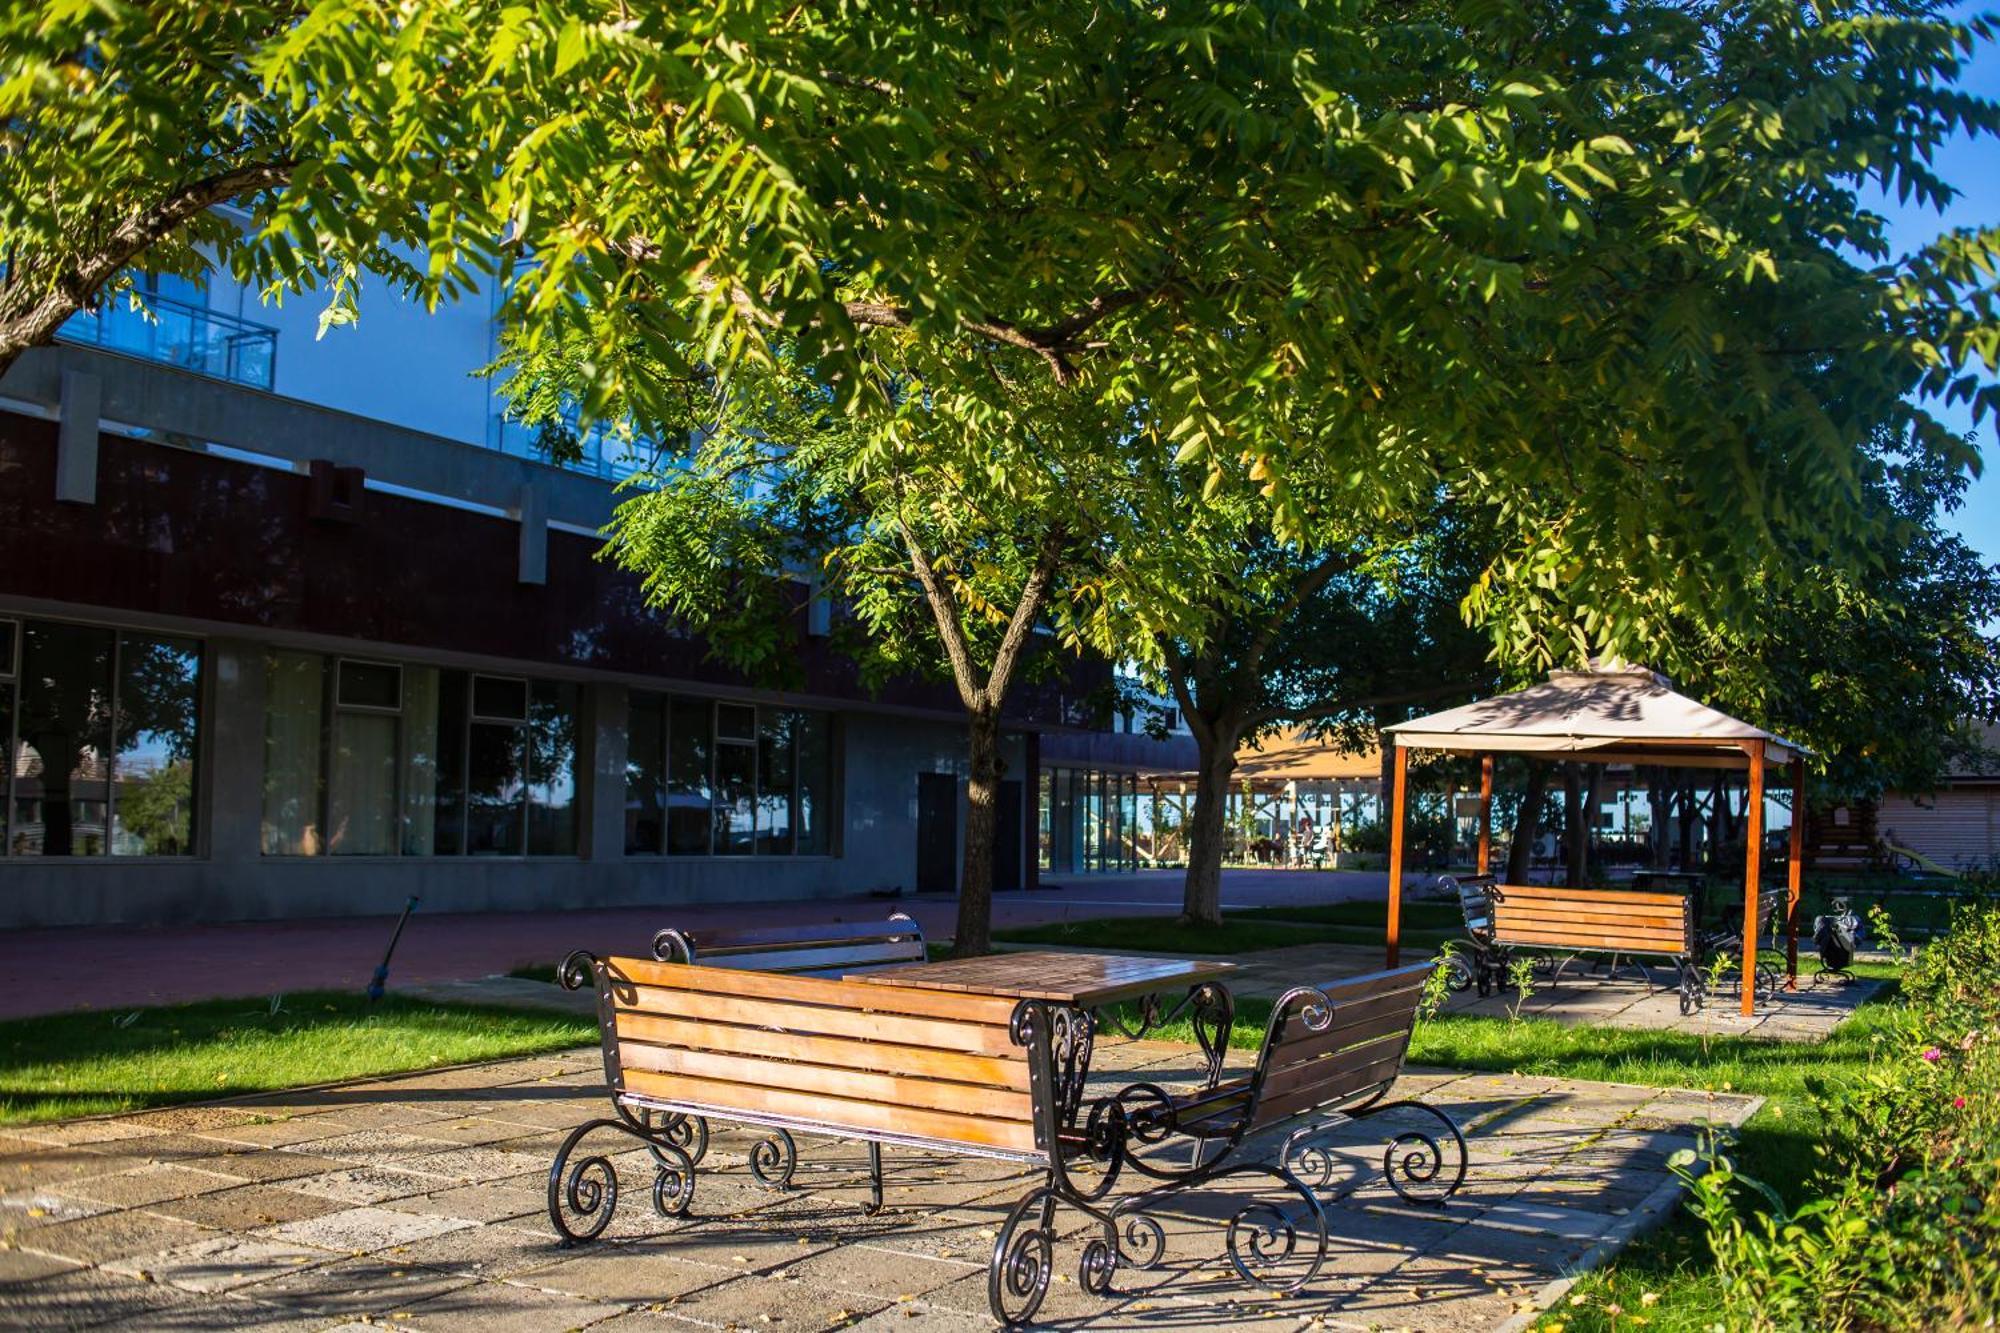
[1491,884,1692,956]
[1249,962,1434,1131]
[651,913,925,977]
[1753,889,1783,940]
[1450,874,1497,938]
[595,956,1042,1160]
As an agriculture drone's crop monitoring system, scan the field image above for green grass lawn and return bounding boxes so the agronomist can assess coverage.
[0,993,594,1125]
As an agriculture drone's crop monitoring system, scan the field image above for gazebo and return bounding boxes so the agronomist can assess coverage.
[1380,662,1807,1016]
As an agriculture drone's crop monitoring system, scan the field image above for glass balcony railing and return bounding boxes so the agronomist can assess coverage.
[59,292,277,390]
[490,413,675,483]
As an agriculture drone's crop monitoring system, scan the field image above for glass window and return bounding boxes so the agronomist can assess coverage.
[527,681,578,855]
[328,710,398,854]
[401,666,440,856]
[717,702,756,743]
[666,696,712,854]
[432,669,467,855]
[473,675,529,722]
[466,717,525,855]
[757,710,796,854]
[625,692,665,855]
[262,651,324,855]
[796,710,832,856]
[14,622,114,857]
[111,634,200,856]
[0,620,13,855]
[337,659,402,711]
[714,723,756,856]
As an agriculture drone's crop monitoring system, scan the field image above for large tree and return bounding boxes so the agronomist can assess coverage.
[9,0,2000,952]
[1149,501,1498,926]
[510,337,1200,955]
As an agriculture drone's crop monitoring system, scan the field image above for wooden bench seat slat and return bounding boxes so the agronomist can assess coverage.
[618,1044,1034,1121]
[674,919,923,953]
[621,1068,1038,1154]
[614,1012,1034,1091]
[1269,1006,1425,1074]
[1292,965,1433,1006]
[685,941,922,973]
[607,957,1018,1024]
[1496,884,1688,908]
[612,984,1018,1056]
[1253,1050,1407,1128]
[1495,925,1689,952]
[1497,903,1688,928]
[1261,1030,1411,1104]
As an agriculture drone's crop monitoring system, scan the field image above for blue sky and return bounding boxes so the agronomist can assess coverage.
[1877,9,2000,562]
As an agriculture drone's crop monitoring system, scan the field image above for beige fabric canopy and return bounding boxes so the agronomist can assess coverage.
[1384,664,1805,769]
[1378,661,1807,1017]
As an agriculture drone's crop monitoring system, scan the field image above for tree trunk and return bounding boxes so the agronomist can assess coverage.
[1180,718,1242,928]
[953,706,1003,956]
[1647,769,1672,869]
[1677,778,1698,870]
[1563,764,1587,885]
[1507,761,1550,882]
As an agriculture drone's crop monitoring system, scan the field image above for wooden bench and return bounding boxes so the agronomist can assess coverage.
[1444,881,1780,1014]
[1698,888,1786,1004]
[629,915,928,1166]
[650,912,926,976]
[548,955,1329,1326]
[1106,962,1466,1210]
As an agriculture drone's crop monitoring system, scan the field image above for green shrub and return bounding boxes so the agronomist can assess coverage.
[1671,889,2000,1330]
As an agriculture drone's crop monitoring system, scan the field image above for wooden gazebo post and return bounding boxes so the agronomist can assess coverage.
[1740,740,1766,1017]
[1476,754,1494,876]
[1787,758,1805,988]
[1385,743,1409,968]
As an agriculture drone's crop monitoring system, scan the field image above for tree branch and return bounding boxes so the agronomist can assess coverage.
[898,519,983,711]
[986,526,1067,703]
[0,158,294,372]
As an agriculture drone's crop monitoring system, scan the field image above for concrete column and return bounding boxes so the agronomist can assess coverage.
[203,640,267,863]
[585,682,628,861]
[517,482,548,585]
[55,369,100,504]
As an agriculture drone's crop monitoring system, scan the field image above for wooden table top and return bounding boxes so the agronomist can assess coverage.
[846,951,1234,1007]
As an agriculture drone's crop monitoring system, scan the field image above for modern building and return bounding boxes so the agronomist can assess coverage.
[0,264,1191,928]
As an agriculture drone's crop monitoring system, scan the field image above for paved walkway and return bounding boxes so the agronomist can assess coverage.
[0,1039,1756,1332]
[0,870,1400,1020]
[1439,963,1881,1042]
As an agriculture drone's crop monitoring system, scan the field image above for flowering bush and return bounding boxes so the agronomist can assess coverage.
[1672,893,2000,1330]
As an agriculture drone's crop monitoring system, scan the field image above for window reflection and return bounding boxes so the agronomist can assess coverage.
[627,693,836,857]
[0,621,202,859]
[111,635,201,855]
[258,656,579,859]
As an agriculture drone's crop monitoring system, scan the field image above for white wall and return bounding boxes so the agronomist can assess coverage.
[207,261,504,448]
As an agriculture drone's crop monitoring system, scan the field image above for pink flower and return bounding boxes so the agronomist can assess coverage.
[1922,1048,1942,1062]
[1953,1096,1967,1110]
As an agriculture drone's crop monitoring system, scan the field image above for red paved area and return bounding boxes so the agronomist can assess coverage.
[0,869,1398,1019]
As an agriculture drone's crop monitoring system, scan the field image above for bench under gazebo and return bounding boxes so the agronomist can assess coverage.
[1381,661,1806,1016]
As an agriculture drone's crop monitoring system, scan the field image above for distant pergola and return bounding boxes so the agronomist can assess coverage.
[1381,663,1808,1016]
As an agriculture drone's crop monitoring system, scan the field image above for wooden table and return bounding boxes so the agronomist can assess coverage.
[847,952,1239,1123]
[846,950,1233,1008]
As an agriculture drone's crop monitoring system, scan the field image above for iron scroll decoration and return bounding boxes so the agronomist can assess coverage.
[985,998,1332,1326]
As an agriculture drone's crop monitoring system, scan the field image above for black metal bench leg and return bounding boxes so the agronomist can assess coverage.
[748,1128,798,1190]
[864,1141,884,1215]
[1354,1100,1468,1206]
[548,1115,699,1243]
[989,1178,1060,1326]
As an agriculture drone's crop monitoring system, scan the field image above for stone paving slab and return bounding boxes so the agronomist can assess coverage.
[1441,965,1881,1040]
[0,1040,1757,1332]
